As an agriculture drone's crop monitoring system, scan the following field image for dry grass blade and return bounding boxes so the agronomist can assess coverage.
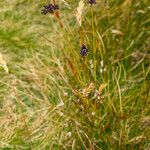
[111,29,124,35]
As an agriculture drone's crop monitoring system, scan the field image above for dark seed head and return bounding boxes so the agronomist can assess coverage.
[41,4,59,15]
[88,0,96,4]
[53,4,59,10]
[41,4,54,14]
[80,44,89,57]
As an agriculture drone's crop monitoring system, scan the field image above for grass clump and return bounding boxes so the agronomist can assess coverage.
[0,0,149,149]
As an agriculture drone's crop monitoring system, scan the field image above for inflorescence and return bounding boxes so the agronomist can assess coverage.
[80,44,89,57]
[41,2,96,57]
[41,4,59,15]
[88,0,96,5]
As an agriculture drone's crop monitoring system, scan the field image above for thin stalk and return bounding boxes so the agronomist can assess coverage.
[91,7,96,82]
[115,75,123,115]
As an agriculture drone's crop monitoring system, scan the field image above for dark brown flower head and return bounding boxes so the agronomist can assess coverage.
[41,4,54,14]
[80,44,89,57]
[41,4,59,15]
[53,4,59,10]
[88,0,96,5]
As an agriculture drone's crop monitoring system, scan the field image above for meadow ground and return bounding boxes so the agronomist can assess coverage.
[0,0,150,149]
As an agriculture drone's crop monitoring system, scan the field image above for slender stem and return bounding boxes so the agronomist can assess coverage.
[52,0,63,28]
[91,7,96,82]
[91,9,94,52]
[52,0,56,4]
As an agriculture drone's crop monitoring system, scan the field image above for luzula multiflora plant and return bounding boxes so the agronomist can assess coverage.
[41,1,112,148]
[41,1,101,97]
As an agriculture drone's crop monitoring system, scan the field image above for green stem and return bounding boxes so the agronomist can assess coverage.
[91,7,96,82]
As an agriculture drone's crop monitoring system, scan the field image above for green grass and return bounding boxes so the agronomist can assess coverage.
[0,0,150,149]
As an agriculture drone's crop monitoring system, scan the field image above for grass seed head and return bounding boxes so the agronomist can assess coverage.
[0,53,9,73]
[88,0,96,5]
[76,0,85,26]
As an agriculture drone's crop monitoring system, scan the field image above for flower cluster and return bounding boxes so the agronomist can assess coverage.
[80,44,89,57]
[88,0,96,4]
[41,1,97,56]
[41,4,59,15]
